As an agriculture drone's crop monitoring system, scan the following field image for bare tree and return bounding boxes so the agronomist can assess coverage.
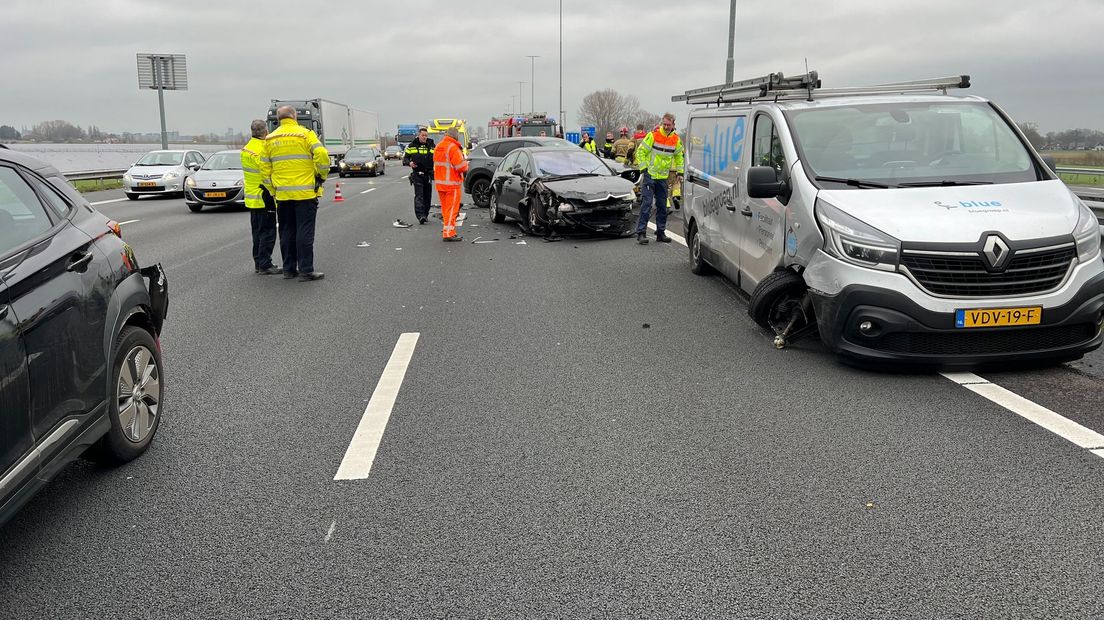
[577,89,640,138]
[631,110,662,133]
[29,120,85,142]
[1016,122,1044,150]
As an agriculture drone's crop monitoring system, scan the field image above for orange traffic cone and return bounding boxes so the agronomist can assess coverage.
[333,183,345,202]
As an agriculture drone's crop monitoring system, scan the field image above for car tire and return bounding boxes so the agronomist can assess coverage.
[688,221,712,275]
[489,190,505,223]
[748,270,810,333]
[187,203,202,213]
[125,192,138,201]
[470,177,491,208]
[88,326,164,464]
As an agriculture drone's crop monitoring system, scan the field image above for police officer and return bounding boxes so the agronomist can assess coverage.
[260,105,330,281]
[403,127,435,225]
[241,120,280,274]
[602,132,616,159]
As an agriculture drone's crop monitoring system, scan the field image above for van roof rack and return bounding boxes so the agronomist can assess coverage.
[672,72,970,105]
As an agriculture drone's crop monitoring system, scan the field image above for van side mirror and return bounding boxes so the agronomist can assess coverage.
[511,166,525,177]
[1041,154,1057,173]
[747,166,786,198]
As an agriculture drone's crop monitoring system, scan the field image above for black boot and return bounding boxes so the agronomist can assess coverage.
[637,232,649,245]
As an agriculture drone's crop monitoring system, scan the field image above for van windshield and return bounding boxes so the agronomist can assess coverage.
[786,101,1040,189]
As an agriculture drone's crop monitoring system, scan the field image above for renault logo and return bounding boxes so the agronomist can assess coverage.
[982,235,1011,270]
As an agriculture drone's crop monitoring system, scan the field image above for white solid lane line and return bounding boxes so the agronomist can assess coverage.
[361,188,377,194]
[334,332,421,480]
[942,371,1104,452]
[646,221,687,246]
[117,219,140,226]
[90,198,128,206]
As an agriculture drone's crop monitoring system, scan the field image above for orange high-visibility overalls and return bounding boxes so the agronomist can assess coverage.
[433,135,469,239]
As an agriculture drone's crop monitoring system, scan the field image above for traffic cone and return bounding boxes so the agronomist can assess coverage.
[334,183,345,202]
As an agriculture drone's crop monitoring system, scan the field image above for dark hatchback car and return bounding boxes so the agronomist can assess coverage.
[338,147,386,177]
[489,147,637,236]
[1,148,169,529]
[464,136,578,207]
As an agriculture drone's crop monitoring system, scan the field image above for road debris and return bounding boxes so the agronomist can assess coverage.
[393,219,413,228]
[515,241,527,245]
[642,323,651,329]
[356,242,371,248]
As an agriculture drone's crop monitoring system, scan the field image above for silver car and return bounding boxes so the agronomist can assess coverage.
[184,150,245,213]
[678,72,1103,368]
[123,149,205,199]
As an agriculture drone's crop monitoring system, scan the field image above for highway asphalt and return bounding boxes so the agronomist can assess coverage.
[1,170,1103,618]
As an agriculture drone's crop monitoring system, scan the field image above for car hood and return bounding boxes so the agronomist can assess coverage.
[192,169,243,186]
[540,175,636,201]
[127,164,185,176]
[819,179,1081,243]
[345,158,377,164]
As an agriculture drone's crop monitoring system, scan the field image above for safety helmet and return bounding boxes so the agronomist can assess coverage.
[619,126,629,135]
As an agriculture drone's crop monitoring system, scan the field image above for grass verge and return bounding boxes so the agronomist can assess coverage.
[72,179,124,193]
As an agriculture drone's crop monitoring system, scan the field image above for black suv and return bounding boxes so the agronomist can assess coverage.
[464,137,578,207]
[0,148,169,528]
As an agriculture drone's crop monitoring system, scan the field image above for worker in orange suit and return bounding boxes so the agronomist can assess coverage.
[433,127,469,242]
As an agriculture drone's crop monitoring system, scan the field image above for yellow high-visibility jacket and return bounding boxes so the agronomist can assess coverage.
[635,127,684,180]
[240,137,269,209]
[260,118,330,201]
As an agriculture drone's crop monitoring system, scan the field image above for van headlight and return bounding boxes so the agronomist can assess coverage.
[815,200,900,272]
[1074,202,1101,263]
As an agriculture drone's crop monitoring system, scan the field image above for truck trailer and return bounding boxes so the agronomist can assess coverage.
[267,99,380,168]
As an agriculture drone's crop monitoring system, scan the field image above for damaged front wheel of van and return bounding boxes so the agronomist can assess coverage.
[749,270,818,349]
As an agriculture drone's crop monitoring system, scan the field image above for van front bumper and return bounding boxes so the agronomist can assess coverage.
[805,250,1104,368]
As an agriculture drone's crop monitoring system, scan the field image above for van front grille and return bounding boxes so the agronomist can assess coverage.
[873,324,1098,356]
[900,245,1076,297]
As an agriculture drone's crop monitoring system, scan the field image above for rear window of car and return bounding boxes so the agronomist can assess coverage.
[0,166,54,256]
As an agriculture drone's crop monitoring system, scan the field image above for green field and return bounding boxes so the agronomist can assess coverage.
[72,178,123,193]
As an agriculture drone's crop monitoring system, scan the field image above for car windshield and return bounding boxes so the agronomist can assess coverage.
[136,152,184,166]
[786,101,1039,188]
[347,149,375,158]
[201,153,241,171]
[532,150,612,177]
[385,146,400,153]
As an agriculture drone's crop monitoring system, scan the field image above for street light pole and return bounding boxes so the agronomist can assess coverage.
[559,0,564,134]
[726,0,737,84]
[526,55,539,114]
[518,81,526,115]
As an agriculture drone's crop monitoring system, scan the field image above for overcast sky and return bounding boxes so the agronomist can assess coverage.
[2,0,1102,136]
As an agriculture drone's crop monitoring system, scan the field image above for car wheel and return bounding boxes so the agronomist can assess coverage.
[187,203,202,213]
[748,270,813,335]
[470,177,491,208]
[125,192,138,201]
[527,199,545,234]
[489,190,505,223]
[89,326,163,464]
[688,221,712,275]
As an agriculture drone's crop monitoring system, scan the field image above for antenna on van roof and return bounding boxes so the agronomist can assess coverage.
[672,72,970,106]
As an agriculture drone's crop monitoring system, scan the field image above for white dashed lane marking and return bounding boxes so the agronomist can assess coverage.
[334,332,421,480]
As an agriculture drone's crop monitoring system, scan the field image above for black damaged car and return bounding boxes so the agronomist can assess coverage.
[488,147,637,237]
[1,148,169,528]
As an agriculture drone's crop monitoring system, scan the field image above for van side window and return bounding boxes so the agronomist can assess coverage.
[753,114,785,173]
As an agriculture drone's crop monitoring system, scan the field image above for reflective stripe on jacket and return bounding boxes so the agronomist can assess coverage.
[581,140,597,155]
[403,138,435,175]
[635,127,684,179]
[241,137,268,209]
[260,118,330,201]
[432,135,469,188]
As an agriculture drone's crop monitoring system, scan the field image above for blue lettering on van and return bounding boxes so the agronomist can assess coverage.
[701,117,746,177]
[958,200,1002,208]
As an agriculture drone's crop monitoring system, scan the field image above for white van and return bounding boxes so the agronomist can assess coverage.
[678,73,1103,367]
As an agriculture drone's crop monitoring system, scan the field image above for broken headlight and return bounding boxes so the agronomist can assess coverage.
[815,199,899,272]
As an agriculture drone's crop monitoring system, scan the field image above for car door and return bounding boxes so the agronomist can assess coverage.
[0,164,112,440]
[738,112,789,292]
[0,269,32,494]
[686,112,748,278]
[496,151,523,216]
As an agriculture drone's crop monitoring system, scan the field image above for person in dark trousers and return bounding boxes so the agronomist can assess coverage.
[403,127,435,224]
[241,120,280,274]
[260,105,330,281]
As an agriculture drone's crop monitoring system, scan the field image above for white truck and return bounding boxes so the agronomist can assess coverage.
[266,98,380,168]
